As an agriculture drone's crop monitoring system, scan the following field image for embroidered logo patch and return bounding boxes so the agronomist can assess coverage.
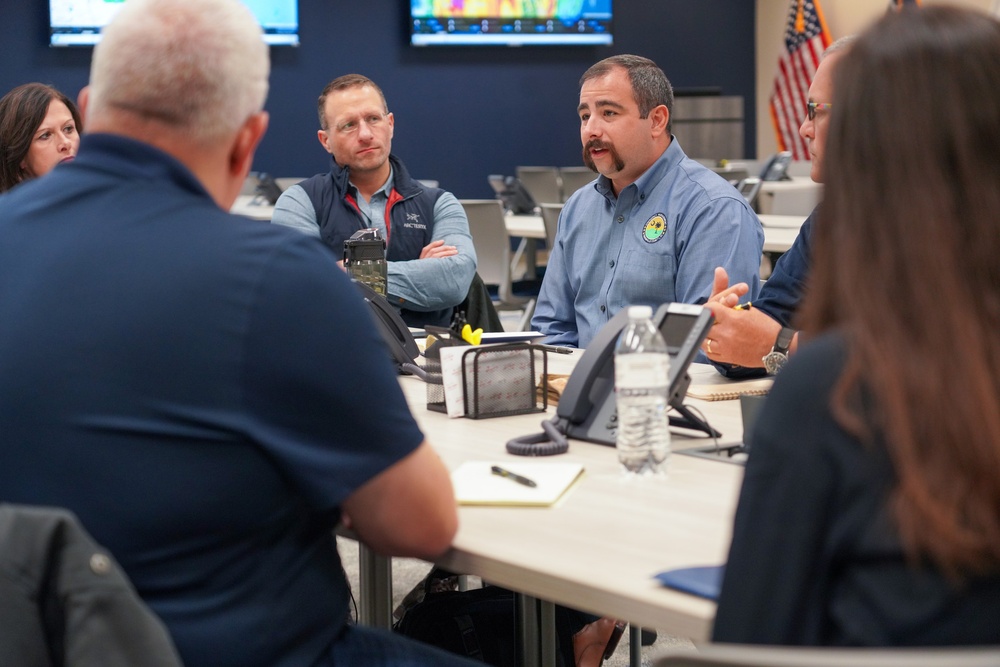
[642,214,667,243]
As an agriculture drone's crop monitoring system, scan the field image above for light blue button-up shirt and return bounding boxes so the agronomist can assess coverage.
[532,139,763,348]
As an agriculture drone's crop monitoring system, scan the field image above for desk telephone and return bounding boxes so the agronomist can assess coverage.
[759,151,792,181]
[507,303,717,455]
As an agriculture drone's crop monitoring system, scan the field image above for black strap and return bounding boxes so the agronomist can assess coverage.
[455,615,483,660]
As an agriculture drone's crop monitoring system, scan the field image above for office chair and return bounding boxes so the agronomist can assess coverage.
[735,177,762,212]
[539,202,563,250]
[459,199,535,330]
[515,166,562,205]
[653,644,1000,667]
[0,504,184,667]
[558,166,596,202]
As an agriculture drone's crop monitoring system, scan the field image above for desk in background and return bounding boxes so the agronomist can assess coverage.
[758,178,821,216]
[758,213,804,255]
[231,194,275,220]
[505,213,546,281]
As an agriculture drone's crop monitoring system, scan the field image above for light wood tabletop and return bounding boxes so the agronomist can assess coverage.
[397,357,747,641]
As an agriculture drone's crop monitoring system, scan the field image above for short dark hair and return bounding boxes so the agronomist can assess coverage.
[317,74,388,130]
[580,54,673,132]
[0,83,83,193]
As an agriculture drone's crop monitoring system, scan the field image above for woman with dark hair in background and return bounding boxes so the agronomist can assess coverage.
[713,5,1000,646]
[0,82,82,192]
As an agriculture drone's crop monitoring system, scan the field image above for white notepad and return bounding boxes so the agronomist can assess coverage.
[451,461,585,507]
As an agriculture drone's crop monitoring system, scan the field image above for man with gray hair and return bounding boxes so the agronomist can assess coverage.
[532,54,764,348]
[0,1,474,666]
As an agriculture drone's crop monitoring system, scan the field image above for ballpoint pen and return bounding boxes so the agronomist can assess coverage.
[733,302,752,311]
[491,465,537,488]
[535,344,574,355]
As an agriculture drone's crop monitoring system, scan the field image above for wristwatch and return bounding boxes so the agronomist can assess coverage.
[762,327,795,375]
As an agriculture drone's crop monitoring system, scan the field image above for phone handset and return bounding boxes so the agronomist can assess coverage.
[505,310,631,456]
[553,309,630,424]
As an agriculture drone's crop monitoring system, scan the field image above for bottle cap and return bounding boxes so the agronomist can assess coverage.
[626,305,653,320]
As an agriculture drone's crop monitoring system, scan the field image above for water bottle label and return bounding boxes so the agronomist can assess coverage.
[615,353,669,389]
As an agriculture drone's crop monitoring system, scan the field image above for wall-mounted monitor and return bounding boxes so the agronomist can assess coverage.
[49,0,299,47]
[410,0,612,47]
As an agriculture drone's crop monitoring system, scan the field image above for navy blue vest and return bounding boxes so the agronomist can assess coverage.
[298,155,452,327]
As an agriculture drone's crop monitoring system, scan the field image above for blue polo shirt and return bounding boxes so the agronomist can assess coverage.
[0,134,425,667]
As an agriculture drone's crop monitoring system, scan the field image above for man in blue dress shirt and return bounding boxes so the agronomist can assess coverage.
[531,54,764,348]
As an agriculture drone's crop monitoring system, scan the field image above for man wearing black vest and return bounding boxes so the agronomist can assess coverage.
[272,74,476,328]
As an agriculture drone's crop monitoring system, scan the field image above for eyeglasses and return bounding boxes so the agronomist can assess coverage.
[806,102,833,121]
[334,113,388,135]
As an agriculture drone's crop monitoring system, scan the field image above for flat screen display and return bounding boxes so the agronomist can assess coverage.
[410,0,612,47]
[49,0,299,47]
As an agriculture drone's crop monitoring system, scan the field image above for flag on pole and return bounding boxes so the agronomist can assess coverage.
[770,0,831,160]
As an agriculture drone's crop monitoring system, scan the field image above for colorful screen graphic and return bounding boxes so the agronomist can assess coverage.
[411,0,612,46]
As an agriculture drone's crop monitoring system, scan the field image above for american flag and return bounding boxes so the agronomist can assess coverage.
[770,0,831,160]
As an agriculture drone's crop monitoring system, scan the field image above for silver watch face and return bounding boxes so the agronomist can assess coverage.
[763,351,788,375]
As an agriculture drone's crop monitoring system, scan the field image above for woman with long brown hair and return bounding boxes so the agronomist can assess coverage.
[713,6,1000,645]
[0,83,82,192]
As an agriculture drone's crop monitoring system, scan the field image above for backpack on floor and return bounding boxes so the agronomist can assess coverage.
[395,583,519,666]
[393,568,593,666]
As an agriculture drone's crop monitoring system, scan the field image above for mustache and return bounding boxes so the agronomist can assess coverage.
[582,139,624,174]
[585,139,612,152]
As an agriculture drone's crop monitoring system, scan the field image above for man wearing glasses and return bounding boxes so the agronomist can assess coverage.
[272,74,476,328]
[702,37,854,375]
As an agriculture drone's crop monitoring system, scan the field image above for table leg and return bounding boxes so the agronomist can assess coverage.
[515,593,541,667]
[539,599,557,665]
[357,543,393,628]
[629,623,642,667]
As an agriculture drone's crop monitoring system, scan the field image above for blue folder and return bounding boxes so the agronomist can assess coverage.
[654,565,725,600]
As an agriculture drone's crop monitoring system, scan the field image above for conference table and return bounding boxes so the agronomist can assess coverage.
[358,354,752,665]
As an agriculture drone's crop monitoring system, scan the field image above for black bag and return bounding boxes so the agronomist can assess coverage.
[395,584,518,666]
[393,569,594,666]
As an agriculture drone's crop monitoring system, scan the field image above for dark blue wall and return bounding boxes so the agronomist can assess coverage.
[2,1,755,199]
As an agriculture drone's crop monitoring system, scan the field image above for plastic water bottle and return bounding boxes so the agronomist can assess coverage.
[614,305,670,475]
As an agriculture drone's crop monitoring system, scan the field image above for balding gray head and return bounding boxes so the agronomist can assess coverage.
[88,0,269,142]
